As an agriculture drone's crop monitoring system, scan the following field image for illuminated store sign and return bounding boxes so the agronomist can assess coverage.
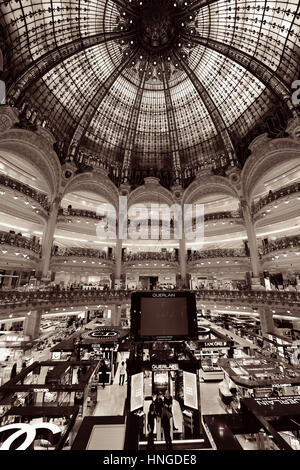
[0,423,61,450]
[254,397,300,406]
[199,340,228,348]
[82,329,118,339]
[151,364,179,371]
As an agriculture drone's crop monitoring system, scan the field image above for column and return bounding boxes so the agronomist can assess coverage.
[40,197,60,279]
[114,237,122,289]
[179,236,187,286]
[23,310,42,340]
[241,199,263,290]
[114,304,122,327]
[259,306,275,335]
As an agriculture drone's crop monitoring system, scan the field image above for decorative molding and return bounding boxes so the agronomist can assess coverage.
[0,127,61,198]
[286,117,300,141]
[62,171,119,209]
[0,105,19,131]
[128,179,174,207]
[35,125,56,146]
[182,173,239,204]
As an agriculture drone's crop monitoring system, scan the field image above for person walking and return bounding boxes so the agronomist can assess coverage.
[119,361,126,386]
[100,360,107,389]
[161,405,173,450]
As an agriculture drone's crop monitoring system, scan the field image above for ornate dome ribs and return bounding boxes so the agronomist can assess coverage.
[1,0,299,179]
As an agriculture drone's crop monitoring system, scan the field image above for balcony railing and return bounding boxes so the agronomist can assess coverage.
[124,252,178,262]
[0,231,41,255]
[261,235,300,256]
[188,248,248,261]
[252,181,300,214]
[0,173,50,212]
[51,246,114,260]
[0,288,299,311]
[58,207,106,221]
[193,211,242,226]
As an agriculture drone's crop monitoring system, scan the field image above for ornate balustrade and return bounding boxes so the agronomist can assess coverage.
[252,181,300,214]
[192,211,242,226]
[0,173,50,212]
[124,251,177,262]
[0,288,299,313]
[58,207,106,221]
[188,248,248,261]
[51,246,113,260]
[0,231,41,255]
[261,235,300,255]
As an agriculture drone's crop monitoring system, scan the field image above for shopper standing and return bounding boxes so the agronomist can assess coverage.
[147,402,156,450]
[164,390,178,431]
[10,363,17,380]
[154,392,164,440]
[119,361,126,386]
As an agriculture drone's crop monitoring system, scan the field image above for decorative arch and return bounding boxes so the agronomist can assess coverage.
[242,134,300,201]
[62,170,119,209]
[0,127,61,198]
[182,173,239,205]
[128,178,174,207]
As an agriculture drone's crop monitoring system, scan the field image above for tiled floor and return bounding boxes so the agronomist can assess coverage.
[93,384,127,416]
[200,381,226,416]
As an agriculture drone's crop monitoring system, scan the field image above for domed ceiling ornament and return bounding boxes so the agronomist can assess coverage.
[115,0,198,81]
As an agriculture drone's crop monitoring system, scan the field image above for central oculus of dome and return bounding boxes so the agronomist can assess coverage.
[138,0,178,53]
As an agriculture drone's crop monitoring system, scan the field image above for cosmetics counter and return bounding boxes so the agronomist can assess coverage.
[127,340,202,445]
[0,360,99,421]
[186,325,234,381]
[217,357,300,413]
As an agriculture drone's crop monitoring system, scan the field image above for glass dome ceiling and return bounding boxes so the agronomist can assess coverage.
[1,0,299,175]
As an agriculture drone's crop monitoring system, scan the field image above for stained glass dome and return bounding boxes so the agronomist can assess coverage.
[1,0,299,177]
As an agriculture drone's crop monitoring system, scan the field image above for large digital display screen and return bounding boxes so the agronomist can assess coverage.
[130,291,198,341]
[140,297,188,337]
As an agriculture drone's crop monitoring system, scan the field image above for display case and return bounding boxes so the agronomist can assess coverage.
[201,354,224,381]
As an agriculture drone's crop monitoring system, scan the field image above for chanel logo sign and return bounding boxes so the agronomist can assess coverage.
[82,329,118,339]
[0,423,61,450]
